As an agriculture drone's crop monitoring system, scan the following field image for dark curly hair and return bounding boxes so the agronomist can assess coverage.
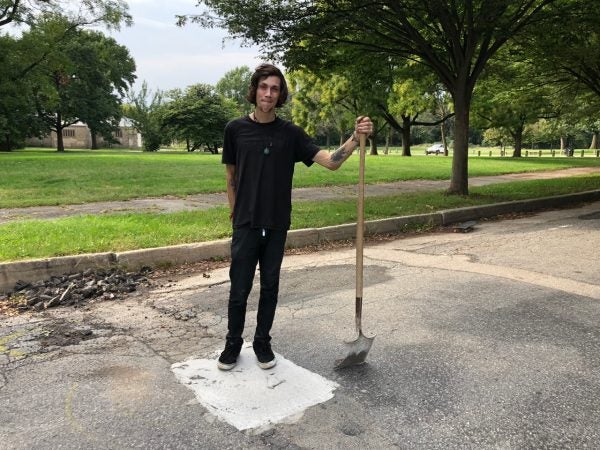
[246,63,288,107]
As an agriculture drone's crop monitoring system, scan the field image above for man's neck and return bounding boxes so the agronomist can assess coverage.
[251,108,276,124]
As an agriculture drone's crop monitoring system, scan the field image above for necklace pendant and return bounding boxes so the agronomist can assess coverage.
[263,147,270,155]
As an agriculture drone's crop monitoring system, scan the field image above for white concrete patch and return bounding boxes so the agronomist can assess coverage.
[171,343,338,431]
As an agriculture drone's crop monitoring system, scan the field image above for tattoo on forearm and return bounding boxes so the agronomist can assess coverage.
[331,145,348,162]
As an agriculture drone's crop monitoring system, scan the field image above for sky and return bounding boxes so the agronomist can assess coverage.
[108,0,263,92]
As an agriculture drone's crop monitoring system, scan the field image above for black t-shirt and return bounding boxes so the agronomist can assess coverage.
[222,116,320,231]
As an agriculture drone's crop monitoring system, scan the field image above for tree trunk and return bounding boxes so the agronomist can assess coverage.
[513,130,523,158]
[590,132,598,149]
[370,130,378,155]
[440,120,448,155]
[56,112,65,152]
[370,138,378,155]
[384,127,391,155]
[186,137,191,152]
[401,115,412,156]
[512,129,523,157]
[560,136,566,151]
[448,88,470,195]
[91,131,98,150]
[2,134,12,151]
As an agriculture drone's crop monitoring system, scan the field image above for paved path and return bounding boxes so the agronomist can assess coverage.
[2,201,599,448]
[1,167,599,224]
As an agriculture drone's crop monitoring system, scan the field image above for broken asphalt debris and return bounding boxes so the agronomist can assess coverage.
[2,267,152,312]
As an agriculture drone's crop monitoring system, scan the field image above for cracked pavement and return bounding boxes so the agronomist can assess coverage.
[1,200,600,449]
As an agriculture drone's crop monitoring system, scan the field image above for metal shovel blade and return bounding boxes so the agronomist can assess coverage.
[334,331,375,369]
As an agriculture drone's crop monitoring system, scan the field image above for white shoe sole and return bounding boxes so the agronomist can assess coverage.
[257,358,276,370]
[217,360,237,371]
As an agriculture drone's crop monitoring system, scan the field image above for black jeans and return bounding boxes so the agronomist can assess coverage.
[226,226,287,347]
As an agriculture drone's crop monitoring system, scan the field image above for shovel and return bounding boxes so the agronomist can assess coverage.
[335,133,375,369]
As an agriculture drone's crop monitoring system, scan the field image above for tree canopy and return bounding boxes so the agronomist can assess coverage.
[25,19,136,152]
[215,65,252,115]
[472,56,556,157]
[160,84,237,153]
[0,0,133,151]
[184,0,586,194]
[0,0,131,29]
[122,82,164,152]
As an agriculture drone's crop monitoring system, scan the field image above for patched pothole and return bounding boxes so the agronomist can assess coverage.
[1,320,117,361]
[38,322,98,348]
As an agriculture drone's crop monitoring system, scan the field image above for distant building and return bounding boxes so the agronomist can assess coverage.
[26,122,142,149]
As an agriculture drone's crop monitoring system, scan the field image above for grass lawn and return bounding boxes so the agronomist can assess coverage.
[1,147,599,208]
[1,173,599,262]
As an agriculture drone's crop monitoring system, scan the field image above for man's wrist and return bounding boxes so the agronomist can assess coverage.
[351,132,360,144]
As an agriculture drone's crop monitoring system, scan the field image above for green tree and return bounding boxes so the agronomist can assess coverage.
[381,64,452,156]
[0,18,67,150]
[160,84,237,153]
[291,71,356,145]
[122,82,165,152]
[27,20,136,152]
[552,89,599,151]
[289,69,387,154]
[0,1,132,150]
[288,70,348,148]
[472,58,555,157]
[529,4,600,98]
[215,65,252,115]
[482,127,512,150]
[526,1,600,150]
[75,31,136,148]
[0,0,131,29]
[0,34,46,150]
[181,0,569,194]
[581,115,600,150]
[433,87,454,154]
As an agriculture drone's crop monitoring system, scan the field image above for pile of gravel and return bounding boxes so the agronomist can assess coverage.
[6,267,152,312]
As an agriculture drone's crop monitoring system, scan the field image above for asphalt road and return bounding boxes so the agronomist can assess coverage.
[1,200,599,449]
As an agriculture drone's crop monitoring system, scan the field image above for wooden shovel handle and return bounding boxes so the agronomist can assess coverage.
[356,133,366,333]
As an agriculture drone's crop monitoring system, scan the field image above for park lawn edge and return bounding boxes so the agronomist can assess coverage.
[2,149,600,208]
[1,175,599,262]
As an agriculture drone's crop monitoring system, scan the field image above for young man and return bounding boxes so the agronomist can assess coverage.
[218,63,373,370]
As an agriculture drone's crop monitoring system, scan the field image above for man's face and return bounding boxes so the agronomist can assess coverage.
[255,75,281,113]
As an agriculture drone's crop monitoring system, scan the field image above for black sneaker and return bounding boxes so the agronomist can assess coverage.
[253,340,276,369]
[217,342,241,371]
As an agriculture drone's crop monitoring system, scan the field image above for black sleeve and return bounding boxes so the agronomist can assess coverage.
[221,120,237,165]
[294,125,320,167]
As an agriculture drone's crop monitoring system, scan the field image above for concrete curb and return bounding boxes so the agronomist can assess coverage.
[2,190,599,293]
[439,190,600,224]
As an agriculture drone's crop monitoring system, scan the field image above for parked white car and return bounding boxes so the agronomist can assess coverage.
[426,143,445,155]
